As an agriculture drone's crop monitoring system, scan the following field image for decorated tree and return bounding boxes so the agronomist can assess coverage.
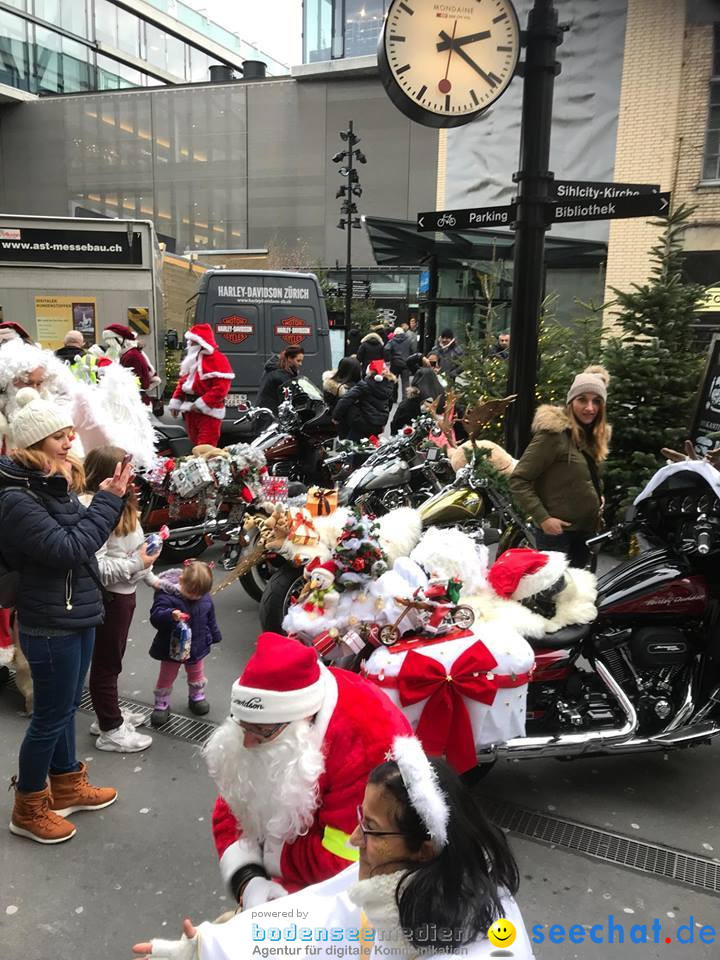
[603,207,705,518]
[331,512,388,587]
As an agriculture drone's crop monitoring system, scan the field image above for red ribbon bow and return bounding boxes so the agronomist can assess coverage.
[396,641,499,773]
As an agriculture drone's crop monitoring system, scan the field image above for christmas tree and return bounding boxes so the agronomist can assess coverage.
[332,512,388,587]
[603,207,706,519]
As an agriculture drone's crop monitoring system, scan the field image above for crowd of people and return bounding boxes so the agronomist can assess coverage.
[0,309,616,957]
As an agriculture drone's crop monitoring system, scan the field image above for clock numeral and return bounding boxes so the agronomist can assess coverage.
[398,2,414,13]
[470,89,479,106]
[445,93,451,112]
[497,45,512,52]
[417,84,427,100]
[487,72,502,86]
[492,12,508,23]
[389,35,406,42]
[396,63,411,75]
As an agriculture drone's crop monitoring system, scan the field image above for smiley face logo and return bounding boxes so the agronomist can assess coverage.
[487,918,516,949]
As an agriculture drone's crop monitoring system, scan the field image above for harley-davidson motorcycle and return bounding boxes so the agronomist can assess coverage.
[340,415,455,514]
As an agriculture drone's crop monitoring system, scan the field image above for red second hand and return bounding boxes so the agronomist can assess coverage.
[439,20,457,94]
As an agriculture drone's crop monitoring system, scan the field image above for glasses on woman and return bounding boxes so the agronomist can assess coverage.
[237,720,289,742]
[355,805,406,838]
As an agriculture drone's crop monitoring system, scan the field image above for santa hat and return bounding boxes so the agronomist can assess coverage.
[391,736,449,848]
[230,633,326,724]
[487,548,568,601]
[367,359,388,381]
[185,323,217,354]
[103,324,137,344]
[0,321,31,344]
[97,355,113,369]
[310,559,338,586]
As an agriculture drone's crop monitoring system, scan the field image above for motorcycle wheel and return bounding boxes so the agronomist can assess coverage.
[259,564,305,633]
[161,534,208,563]
[240,557,276,603]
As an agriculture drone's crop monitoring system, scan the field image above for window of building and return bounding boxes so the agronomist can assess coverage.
[344,0,385,58]
[304,0,332,62]
[0,9,30,91]
[94,0,118,47]
[703,24,720,181]
[117,8,141,58]
[145,22,167,71]
[35,0,89,38]
[166,34,187,78]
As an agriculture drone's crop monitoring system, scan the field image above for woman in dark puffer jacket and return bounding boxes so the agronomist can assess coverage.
[0,390,131,845]
[333,359,395,440]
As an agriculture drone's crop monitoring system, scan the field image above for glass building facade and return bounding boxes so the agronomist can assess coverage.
[0,0,287,96]
[304,0,387,63]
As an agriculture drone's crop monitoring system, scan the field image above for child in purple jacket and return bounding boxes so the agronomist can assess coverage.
[148,561,221,727]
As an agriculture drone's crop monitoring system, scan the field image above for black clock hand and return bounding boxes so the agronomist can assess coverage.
[438,32,498,88]
[436,30,491,52]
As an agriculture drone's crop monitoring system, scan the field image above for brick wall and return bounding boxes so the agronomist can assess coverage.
[603,0,689,322]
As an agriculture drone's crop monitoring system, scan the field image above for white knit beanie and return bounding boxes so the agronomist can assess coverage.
[566,365,610,405]
[9,388,73,449]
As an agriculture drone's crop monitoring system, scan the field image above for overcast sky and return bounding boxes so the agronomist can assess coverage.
[184,0,304,68]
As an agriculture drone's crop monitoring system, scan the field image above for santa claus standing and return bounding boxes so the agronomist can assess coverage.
[203,632,411,908]
[102,324,157,403]
[168,324,234,447]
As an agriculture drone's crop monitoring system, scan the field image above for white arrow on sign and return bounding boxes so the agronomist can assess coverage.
[660,196,669,213]
[418,217,424,228]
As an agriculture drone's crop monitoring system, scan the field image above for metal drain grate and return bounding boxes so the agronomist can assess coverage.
[77,690,218,746]
[481,796,720,895]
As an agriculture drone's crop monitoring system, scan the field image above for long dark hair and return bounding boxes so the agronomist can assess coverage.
[84,445,139,535]
[335,357,361,386]
[368,758,519,950]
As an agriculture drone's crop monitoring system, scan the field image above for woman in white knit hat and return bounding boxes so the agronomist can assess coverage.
[0,389,132,845]
[509,365,611,568]
[134,736,534,960]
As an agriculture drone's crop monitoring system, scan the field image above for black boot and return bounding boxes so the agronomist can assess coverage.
[188,696,210,716]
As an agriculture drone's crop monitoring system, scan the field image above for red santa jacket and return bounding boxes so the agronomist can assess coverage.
[120,345,153,393]
[212,666,412,895]
[169,324,234,421]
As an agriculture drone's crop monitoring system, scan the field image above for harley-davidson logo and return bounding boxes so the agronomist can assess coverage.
[643,594,704,607]
[217,316,254,344]
[274,315,312,346]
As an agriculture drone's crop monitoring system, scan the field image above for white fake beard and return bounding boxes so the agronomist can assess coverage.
[179,342,203,380]
[203,717,326,844]
[4,381,55,420]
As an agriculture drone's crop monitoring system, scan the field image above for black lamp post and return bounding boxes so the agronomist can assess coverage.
[333,120,366,340]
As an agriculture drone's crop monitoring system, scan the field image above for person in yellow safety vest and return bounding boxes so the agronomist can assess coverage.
[204,632,412,910]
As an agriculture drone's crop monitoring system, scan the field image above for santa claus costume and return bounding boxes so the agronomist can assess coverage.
[103,324,155,402]
[204,632,411,905]
[169,324,234,447]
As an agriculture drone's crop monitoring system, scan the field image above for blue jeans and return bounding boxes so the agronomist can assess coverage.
[17,629,95,793]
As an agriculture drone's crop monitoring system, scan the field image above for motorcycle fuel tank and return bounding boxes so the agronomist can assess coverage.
[418,486,486,525]
[598,549,708,618]
[263,434,299,460]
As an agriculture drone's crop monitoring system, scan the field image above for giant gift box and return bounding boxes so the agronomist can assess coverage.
[362,622,535,773]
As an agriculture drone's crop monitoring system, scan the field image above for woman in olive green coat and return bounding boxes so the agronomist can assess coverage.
[509,366,611,567]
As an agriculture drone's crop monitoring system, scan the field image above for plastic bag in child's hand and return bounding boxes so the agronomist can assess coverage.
[169,619,192,662]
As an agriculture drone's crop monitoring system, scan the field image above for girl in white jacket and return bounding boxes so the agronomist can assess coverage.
[82,446,156,753]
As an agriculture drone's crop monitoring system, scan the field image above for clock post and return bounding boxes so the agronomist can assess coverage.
[504,0,564,456]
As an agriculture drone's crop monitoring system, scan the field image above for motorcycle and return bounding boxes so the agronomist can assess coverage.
[251,378,348,487]
[340,415,455,515]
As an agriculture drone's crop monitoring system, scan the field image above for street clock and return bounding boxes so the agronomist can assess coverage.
[378,0,521,128]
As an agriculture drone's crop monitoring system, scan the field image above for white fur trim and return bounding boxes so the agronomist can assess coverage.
[545,568,598,633]
[230,669,327,724]
[0,644,14,666]
[199,369,234,381]
[195,397,226,420]
[185,331,215,353]
[311,666,338,743]
[377,507,423,566]
[392,736,449,848]
[513,551,568,601]
[219,836,264,887]
[168,397,183,411]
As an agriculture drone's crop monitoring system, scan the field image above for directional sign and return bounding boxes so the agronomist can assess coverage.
[551,191,670,224]
[552,180,660,202]
[417,203,516,232]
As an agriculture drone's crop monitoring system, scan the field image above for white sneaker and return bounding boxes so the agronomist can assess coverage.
[95,720,153,753]
[89,708,147,736]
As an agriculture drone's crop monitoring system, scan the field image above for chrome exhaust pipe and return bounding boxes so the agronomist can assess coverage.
[477,661,638,763]
[601,719,720,755]
[164,518,237,542]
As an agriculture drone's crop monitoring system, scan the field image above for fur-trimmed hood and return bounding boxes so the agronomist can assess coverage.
[532,404,571,434]
[359,331,384,346]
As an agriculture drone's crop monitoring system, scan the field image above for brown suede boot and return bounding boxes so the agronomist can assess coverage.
[9,779,76,844]
[48,762,117,816]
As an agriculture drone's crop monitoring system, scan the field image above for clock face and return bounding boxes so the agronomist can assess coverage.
[378,0,521,128]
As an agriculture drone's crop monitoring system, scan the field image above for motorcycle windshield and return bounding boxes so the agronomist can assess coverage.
[294,377,324,402]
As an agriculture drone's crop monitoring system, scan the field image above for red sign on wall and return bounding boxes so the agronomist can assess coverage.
[274,315,312,346]
[217,316,255,344]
